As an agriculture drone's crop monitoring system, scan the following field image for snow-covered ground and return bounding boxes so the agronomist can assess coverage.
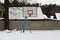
[0,30,60,40]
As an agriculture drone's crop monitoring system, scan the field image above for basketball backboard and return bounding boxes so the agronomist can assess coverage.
[23,7,37,17]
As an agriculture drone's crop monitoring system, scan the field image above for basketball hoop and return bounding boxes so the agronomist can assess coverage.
[29,14,32,17]
[28,10,33,17]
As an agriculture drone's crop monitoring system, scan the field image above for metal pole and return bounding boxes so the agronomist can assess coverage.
[22,16,27,33]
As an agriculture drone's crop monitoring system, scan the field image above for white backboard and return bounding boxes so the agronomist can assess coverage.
[9,7,45,19]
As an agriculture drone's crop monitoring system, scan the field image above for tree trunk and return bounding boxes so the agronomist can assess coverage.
[4,0,9,29]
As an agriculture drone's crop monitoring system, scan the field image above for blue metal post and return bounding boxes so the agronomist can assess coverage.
[22,16,27,33]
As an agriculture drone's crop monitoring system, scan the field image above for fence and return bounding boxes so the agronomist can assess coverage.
[0,19,60,30]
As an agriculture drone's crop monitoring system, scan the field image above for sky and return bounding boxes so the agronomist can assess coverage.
[0,0,60,5]
[37,0,60,5]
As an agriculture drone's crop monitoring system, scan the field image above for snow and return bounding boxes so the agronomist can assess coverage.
[55,13,60,20]
[0,30,60,40]
[50,16,54,19]
[43,14,48,18]
[0,18,4,20]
